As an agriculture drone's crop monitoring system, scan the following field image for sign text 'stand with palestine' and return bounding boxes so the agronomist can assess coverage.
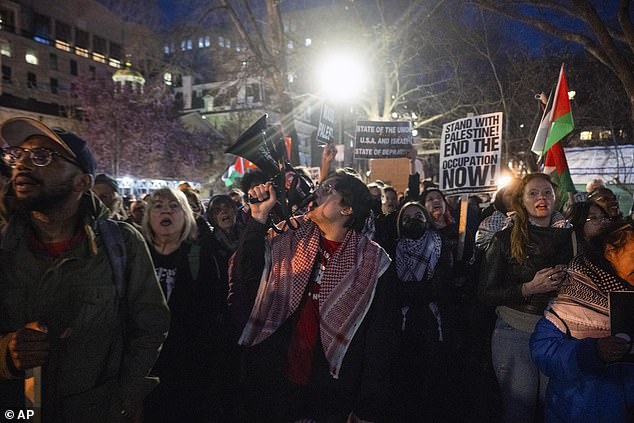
[354,121,412,159]
[439,112,502,196]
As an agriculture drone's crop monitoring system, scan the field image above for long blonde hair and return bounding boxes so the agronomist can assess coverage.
[510,173,557,264]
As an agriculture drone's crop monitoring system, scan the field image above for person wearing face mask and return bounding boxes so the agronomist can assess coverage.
[383,201,453,422]
[479,173,575,423]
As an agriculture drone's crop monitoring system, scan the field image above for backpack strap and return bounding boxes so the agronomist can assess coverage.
[188,242,201,281]
[97,219,128,301]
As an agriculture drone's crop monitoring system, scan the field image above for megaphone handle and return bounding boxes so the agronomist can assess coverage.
[248,192,270,204]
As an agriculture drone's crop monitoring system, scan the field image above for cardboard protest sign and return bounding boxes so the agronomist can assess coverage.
[354,121,412,159]
[439,112,502,196]
[316,102,336,145]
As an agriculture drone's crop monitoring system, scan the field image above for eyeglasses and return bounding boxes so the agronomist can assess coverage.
[588,191,617,203]
[585,216,613,224]
[316,182,337,197]
[1,146,79,168]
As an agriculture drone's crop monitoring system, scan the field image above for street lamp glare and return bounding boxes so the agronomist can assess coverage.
[317,54,367,102]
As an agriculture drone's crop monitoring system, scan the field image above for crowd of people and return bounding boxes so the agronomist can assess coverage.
[0,118,633,422]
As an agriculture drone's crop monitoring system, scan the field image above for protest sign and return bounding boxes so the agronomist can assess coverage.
[439,112,502,196]
[354,121,412,159]
[316,102,336,145]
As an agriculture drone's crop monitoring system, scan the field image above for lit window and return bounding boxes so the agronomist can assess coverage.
[109,58,121,68]
[219,36,224,47]
[55,40,70,52]
[599,130,612,140]
[92,52,106,63]
[204,36,210,47]
[305,38,311,47]
[25,51,38,65]
[198,37,204,48]
[75,47,89,58]
[33,36,50,45]
[164,72,173,86]
[225,38,231,48]
[164,44,170,54]
[181,40,186,51]
[580,131,593,141]
[186,39,192,50]
[1,41,10,57]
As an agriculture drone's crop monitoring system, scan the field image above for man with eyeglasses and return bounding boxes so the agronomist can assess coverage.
[228,168,397,423]
[589,187,623,220]
[0,117,169,423]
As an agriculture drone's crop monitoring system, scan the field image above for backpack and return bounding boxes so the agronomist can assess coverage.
[97,218,127,301]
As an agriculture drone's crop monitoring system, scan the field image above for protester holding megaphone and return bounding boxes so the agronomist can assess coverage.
[228,168,398,423]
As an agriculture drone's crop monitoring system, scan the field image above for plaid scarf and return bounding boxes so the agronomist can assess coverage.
[475,210,513,251]
[395,230,441,282]
[547,254,631,338]
[239,215,391,377]
[557,254,630,315]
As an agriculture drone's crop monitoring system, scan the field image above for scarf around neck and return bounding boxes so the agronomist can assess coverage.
[238,215,391,377]
[558,254,630,315]
[547,254,631,338]
[396,230,441,282]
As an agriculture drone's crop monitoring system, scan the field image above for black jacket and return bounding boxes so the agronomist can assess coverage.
[228,218,399,423]
[478,224,574,315]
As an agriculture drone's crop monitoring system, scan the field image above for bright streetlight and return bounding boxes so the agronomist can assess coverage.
[314,51,368,167]
[315,52,367,102]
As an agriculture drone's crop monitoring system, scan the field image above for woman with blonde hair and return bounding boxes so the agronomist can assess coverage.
[142,187,228,422]
[479,173,575,423]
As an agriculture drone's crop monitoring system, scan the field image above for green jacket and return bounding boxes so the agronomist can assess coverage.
[0,192,170,422]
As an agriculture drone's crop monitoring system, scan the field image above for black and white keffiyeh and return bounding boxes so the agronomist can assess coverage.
[558,254,631,315]
[396,230,442,282]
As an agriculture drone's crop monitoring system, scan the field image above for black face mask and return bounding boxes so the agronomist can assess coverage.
[402,220,426,239]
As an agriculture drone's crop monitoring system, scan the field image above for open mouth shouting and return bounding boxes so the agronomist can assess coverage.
[219,213,233,225]
[534,201,551,214]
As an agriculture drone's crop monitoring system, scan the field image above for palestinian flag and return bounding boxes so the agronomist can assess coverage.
[531,64,576,194]
[221,157,257,187]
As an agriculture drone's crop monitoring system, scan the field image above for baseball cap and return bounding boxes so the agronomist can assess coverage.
[94,173,119,193]
[0,117,97,177]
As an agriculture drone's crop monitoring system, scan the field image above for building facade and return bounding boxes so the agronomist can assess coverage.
[0,0,155,122]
